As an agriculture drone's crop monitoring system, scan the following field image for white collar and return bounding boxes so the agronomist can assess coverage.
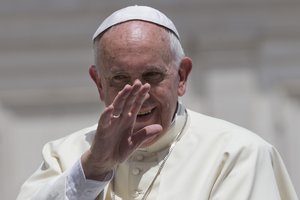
[137,102,187,153]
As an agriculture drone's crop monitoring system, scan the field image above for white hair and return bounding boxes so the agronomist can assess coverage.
[168,31,185,69]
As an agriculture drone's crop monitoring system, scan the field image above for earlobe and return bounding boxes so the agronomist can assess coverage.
[177,57,192,96]
[89,65,105,101]
[89,65,99,84]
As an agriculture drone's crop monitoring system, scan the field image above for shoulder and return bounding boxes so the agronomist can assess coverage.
[185,109,273,154]
[44,124,97,149]
[41,124,97,166]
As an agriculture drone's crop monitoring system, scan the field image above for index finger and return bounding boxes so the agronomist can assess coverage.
[111,84,132,116]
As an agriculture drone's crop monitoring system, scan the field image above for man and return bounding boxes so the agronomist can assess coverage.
[17,5,298,200]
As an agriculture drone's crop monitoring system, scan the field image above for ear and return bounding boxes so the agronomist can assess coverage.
[89,65,105,101]
[177,57,192,96]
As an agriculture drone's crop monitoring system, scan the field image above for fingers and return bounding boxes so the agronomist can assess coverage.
[98,105,114,128]
[129,83,150,116]
[111,79,150,119]
[122,81,150,116]
[131,124,162,146]
[111,84,132,117]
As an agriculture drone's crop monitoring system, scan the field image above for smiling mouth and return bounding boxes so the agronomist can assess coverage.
[137,108,154,117]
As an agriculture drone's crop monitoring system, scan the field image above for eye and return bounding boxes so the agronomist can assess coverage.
[112,74,130,81]
[142,71,165,84]
[109,74,131,88]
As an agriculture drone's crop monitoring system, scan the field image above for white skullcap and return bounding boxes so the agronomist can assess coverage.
[92,5,180,41]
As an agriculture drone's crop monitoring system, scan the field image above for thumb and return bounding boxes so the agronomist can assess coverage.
[119,124,162,162]
[131,124,162,147]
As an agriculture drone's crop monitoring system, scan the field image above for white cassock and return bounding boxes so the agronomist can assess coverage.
[17,104,299,200]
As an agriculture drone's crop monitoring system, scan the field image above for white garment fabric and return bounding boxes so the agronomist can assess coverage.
[64,104,186,200]
[17,104,299,200]
[66,160,111,200]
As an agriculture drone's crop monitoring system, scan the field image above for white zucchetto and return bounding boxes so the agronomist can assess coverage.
[92,5,180,41]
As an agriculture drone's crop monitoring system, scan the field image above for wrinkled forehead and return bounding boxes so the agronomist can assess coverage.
[99,21,172,63]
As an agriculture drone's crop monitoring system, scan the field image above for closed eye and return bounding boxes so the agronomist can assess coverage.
[142,71,165,84]
[110,74,131,88]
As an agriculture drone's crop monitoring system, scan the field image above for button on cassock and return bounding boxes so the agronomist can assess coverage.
[132,190,143,198]
[132,168,140,175]
[136,155,144,161]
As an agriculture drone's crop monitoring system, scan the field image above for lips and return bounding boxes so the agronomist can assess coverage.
[137,108,154,117]
[134,107,157,132]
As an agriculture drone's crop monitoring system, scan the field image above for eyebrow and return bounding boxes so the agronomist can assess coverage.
[109,65,168,74]
[143,66,168,73]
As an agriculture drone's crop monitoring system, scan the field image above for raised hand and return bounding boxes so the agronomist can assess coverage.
[81,79,162,180]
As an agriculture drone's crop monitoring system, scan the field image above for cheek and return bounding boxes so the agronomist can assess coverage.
[151,82,179,117]
[153,78,179,102]
[102,87,119,106]
[153,75,179,96]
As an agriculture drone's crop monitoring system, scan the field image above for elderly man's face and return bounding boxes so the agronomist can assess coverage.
[91,21,191,146]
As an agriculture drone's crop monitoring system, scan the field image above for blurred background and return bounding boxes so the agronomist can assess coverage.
[0,0,299,199]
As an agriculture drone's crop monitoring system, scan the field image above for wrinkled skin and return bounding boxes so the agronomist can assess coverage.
[81,21,192,180]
